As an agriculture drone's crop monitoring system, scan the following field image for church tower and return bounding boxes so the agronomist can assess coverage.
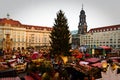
[78,5,87,34]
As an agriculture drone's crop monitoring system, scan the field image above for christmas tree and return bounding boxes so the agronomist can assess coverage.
[50,10,71,56]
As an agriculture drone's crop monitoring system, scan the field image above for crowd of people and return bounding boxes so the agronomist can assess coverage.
[0,46,120,80]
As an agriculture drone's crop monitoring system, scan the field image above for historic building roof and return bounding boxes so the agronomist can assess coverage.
[0,18,52,31]
[88,24,120,33]
[0,18,21,26]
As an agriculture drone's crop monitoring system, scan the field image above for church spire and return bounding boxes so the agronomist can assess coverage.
[7,13,10,19]
[78,5,87,34]
[82,4,83,10]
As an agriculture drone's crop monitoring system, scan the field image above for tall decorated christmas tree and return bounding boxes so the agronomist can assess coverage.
[50,10,71,56]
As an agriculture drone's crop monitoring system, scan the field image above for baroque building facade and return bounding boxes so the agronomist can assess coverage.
[80,25,120,48]
[0,17,52,50]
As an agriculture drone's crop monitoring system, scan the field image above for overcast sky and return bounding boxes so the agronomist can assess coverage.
[0,0,120,31]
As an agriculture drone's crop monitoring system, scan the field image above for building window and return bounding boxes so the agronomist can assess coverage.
[18,38,20,42]
[114,45,116,47]
[118,45,120,47]
[110,45,112,47]
[118,39,120,43]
